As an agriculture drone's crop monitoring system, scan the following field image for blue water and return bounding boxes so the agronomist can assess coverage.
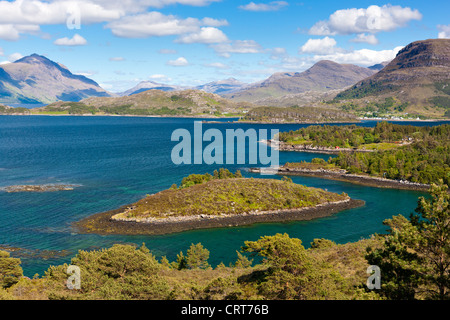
[0,116,445,277]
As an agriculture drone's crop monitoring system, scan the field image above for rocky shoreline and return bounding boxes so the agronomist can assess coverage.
[73,198,365,236]
[249,167,431,191]
[265,139,374,154]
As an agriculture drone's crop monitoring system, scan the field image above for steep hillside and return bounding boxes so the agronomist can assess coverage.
[333,39,450,118]
[0,54,112,104]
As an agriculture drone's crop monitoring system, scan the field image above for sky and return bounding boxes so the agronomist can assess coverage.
[0,0,449,93]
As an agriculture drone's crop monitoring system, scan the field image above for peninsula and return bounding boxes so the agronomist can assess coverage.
[270,122,450,188]
[75,169,363,235]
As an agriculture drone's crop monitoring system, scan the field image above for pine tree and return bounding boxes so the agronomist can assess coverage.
[366,182,450,299]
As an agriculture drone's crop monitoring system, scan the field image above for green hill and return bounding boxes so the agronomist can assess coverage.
[29,89,255,117]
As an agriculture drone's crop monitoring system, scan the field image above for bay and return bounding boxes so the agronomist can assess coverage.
[0,115,445,276]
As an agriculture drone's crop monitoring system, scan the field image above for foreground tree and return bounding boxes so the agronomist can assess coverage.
[366,182,450,299]
[0,251,23,289]
[45,244,170,300]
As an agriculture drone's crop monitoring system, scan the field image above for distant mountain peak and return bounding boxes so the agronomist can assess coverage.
[118,80,189,96]
[195,78,247,95]
[16,53,50,64]
[0,54,112,104]
[226,60,376,104]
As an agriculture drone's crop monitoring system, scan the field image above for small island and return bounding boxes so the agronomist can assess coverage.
[1,184,80,193]
[75,169,364,235]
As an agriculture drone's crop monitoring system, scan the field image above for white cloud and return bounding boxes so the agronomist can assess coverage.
[204,62,229,69]
[300,37,338,55]
[106,12,197,38]
[312,46,403,67]
[438,25,450,39]
[239,1,288,12]
[149,74,172,81]
[106,11,227,39]
[268,47,287,60]
[158,49,177,54]
[309,5,422,36]
[0,24,40,40]
[54,34,87,46]
[109,56,125,61]
[350,33,379,45]
[0,0,223,40]
[75,70,97,77]
[200,17,229,27]
[211,40,263,57]
[176,27,228,44]
[167,57,189,66]
[8,52,23,62]
[117,0,221,8]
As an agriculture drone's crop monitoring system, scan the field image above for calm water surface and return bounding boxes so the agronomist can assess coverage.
[0,116,445,276]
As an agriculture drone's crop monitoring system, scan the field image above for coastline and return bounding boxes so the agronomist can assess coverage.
[250,167,431,191]
[1,113,449,123]
[264,139,374,154]
[0,113,227,119]
[73,198,365,236]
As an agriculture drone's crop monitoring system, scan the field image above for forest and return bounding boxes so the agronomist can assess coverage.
[1,183,448,300]
[280,122,450,185]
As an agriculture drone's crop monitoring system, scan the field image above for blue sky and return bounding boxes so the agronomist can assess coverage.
[0,0,449,93]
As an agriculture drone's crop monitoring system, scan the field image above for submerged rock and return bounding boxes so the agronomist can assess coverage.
[1,184,80,193]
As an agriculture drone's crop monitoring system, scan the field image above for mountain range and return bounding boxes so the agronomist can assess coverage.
[1,38,449,120]
[224,60,378,105]
[0,54,111,104]
[119,77,247,97]
[0,53,381,106]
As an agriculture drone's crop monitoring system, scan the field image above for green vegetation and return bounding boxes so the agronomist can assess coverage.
[0,251,22,289]
[366,183,450,299]
[28,89,253,117]
[241,106,357,123]
[279,122,419,149]
[0,105,29,114]
[61,102,97,115]
[334,98,412,119]
[97,104,192,116]
[280,122,450,185]
[334,81,398,101]
[1,182,447,300]
[113,171,348,220]
[174,168,242,189]
[430,96,450,110]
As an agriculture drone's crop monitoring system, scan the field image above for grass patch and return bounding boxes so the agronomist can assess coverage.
[114,175,348,220]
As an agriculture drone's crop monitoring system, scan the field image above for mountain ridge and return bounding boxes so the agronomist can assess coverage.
[224,60,377,105]
[0,53,112,104]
